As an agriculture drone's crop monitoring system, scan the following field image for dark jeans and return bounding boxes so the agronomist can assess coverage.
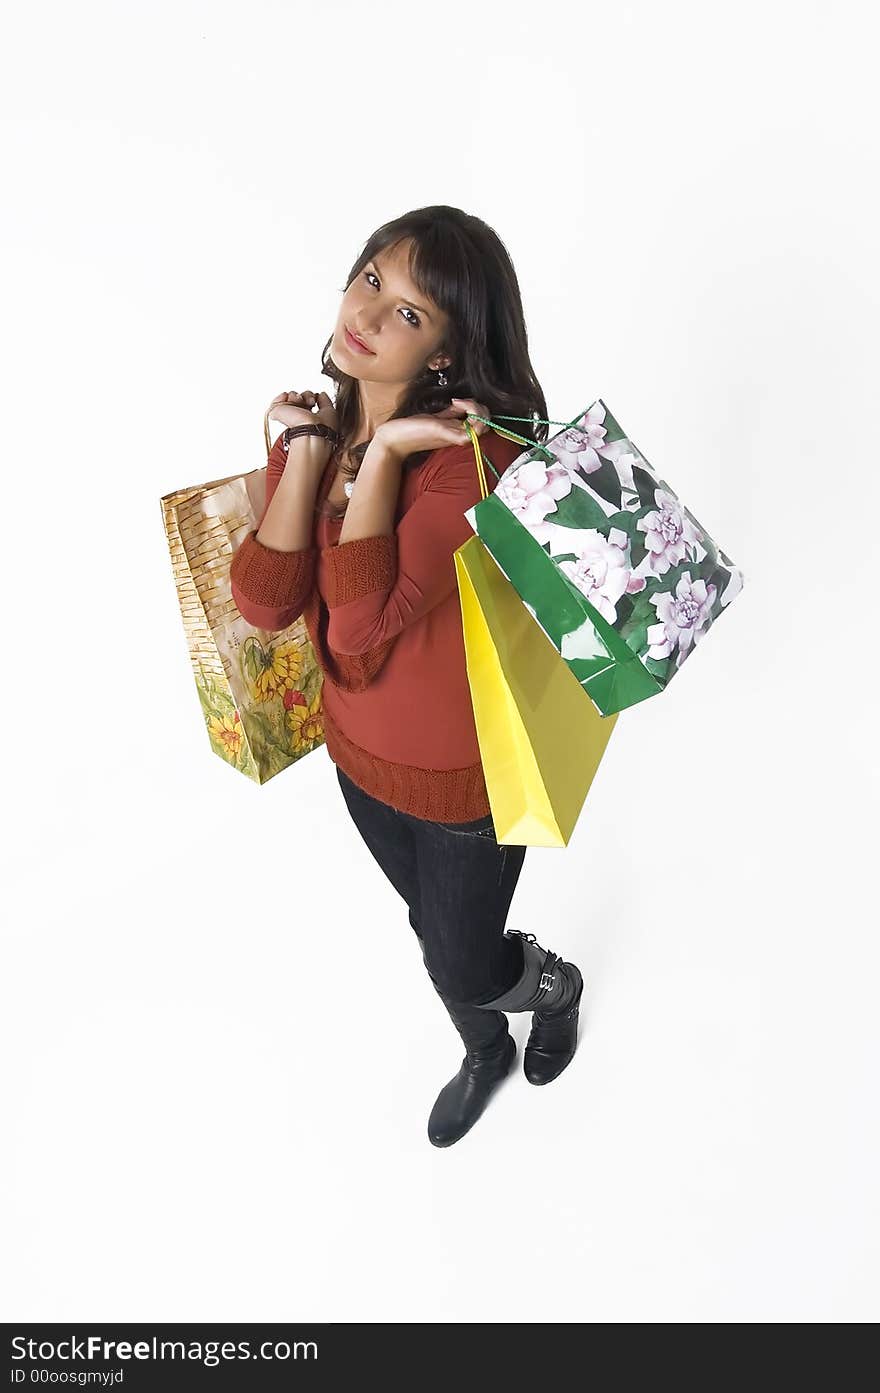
[335,765,527,1005]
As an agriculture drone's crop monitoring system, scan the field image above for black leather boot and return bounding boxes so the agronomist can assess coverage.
[426,996,516,1147]
[474,930,584,1086]
[414,932,516,1147]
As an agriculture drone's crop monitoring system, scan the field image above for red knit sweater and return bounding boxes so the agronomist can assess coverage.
[229,427,524,822]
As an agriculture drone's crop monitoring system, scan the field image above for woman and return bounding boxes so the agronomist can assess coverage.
[230,205,584,1148]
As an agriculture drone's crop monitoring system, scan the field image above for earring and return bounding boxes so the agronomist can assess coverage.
[436,369,448,387]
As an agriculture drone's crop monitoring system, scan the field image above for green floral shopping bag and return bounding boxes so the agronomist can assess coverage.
[465,401,744,716]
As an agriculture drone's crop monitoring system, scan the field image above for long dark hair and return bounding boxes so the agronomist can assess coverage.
[318,205,548,519]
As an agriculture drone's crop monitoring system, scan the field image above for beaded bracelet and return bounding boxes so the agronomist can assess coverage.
[281,423,339,453]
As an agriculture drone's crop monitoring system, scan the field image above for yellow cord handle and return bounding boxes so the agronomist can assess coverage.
[464,420,490,500]
[463,418,539,497]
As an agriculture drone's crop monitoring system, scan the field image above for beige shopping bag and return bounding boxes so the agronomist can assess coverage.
[160,411,325,783]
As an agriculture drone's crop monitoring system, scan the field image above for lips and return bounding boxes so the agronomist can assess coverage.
[345,325,375,354]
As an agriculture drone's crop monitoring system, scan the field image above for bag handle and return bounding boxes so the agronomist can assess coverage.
[464,413,574,498]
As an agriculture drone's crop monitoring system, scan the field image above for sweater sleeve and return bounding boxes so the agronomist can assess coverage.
[229,433,318,631]
[321,435,515,657]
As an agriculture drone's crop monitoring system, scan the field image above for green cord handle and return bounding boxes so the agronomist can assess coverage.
[464,412,573,479]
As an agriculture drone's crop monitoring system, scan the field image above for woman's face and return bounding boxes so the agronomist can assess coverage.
[331,238,451,386]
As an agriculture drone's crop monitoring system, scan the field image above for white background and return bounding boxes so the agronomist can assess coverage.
[2,0,878,1324]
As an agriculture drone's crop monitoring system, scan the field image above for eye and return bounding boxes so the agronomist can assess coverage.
[362,270,421,327]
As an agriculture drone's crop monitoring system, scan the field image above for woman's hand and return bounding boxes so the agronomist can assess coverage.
[267,389,338,434]
[374,397,492,465]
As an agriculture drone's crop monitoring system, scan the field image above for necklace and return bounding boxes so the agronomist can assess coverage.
[334,444,356,497]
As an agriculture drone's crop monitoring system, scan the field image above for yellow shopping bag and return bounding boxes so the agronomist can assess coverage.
[454,425,618,848]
